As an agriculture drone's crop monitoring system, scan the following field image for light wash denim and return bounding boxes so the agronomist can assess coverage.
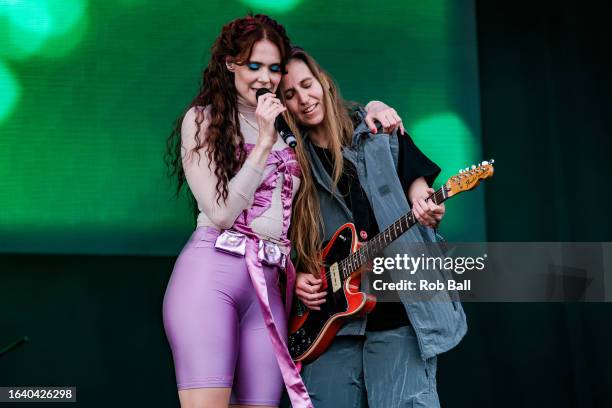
[303,109,467,360]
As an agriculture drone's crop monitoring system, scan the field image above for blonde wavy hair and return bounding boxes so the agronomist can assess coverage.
[279,46,355,276]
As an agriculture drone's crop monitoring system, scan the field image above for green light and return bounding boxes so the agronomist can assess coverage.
[0,0,52,60]
[38,11,87,58]
[0,60,20,124]
[0,0,86,60]
[43,0,86,36]
[411,112,479,184]
[238,0,302,13]
[411,112,482,237]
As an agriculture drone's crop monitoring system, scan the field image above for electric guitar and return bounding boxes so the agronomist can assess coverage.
[288,160,494,363]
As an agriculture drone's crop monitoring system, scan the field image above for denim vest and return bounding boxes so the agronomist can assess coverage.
[304,113,467,360]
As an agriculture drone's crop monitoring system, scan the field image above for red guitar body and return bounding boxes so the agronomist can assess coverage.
[287,159,495,362]
[288,223,376,363]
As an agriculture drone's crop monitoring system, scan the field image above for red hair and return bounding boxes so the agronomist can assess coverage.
[166,14,291,209]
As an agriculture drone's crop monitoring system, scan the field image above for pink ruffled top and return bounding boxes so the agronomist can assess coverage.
[180,97,301,245]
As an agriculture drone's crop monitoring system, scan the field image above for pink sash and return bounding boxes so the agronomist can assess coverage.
[234,146,313,407]
[244,239,312,408]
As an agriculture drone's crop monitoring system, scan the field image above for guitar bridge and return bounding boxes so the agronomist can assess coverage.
[330,263,341,293]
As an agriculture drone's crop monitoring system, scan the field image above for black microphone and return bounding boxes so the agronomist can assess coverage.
[255,88,297,148]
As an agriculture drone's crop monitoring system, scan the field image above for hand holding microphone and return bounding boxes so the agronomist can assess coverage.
[254,90,286,149]
[256,88,297,149]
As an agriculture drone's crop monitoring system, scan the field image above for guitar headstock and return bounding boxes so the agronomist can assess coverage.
[445,160,494,198]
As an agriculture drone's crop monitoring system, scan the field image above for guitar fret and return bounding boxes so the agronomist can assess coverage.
[341,187,447,278]
[333,188,446,286]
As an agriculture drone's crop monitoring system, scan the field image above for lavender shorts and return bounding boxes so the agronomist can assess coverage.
[163,227,286,406]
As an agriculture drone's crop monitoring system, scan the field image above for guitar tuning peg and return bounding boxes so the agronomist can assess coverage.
[481,160,489,165]
[459,169,463,173]
[491,159,495,164]
[471,164,476,169]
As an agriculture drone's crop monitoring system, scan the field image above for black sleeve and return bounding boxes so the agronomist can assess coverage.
[396,132,441,194]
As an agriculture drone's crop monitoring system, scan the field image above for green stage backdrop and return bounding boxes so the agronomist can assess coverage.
[0,0,483,255]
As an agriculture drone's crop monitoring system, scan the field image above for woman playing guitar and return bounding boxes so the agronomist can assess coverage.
[279,47,467,408]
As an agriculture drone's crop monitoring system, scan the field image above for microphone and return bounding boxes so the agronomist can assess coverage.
[255,88,297,148]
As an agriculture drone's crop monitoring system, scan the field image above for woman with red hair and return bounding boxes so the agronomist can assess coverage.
[163,14,311,408]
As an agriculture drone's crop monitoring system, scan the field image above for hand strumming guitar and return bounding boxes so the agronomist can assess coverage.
[295,272,327,311]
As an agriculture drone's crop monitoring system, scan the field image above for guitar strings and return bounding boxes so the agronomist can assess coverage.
[335,188,445,277]
[320,187,447,281]
[325,167,490,280]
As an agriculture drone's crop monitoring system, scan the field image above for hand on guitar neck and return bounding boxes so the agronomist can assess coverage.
[409,178,446,228]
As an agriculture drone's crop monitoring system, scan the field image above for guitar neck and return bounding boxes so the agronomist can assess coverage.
[340,185,449,278]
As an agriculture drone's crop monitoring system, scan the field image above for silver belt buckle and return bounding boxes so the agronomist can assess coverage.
[214,230,247,257]
[258,240,285,268]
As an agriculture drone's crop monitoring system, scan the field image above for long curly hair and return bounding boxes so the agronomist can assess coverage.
[280,47,355,276]
[165,14,291,208]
